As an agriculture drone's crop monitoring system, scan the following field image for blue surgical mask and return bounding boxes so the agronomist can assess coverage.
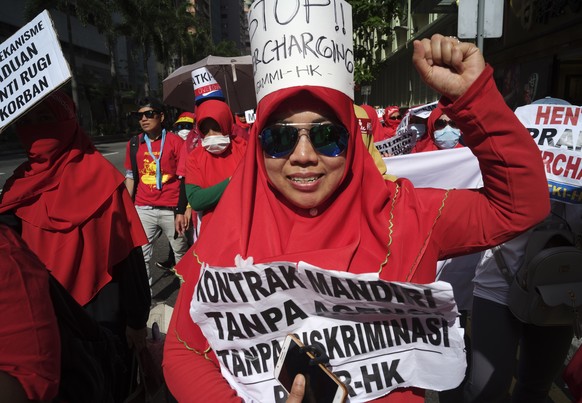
[433,125,461,149]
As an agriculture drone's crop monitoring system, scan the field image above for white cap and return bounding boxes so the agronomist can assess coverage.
[248,0,354,102]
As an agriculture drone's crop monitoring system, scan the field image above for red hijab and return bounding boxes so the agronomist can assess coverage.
[234,114,251,130]
[186,99,247,231]
[0,91,147,305]
[411,106,464,153]
[193,87,441,281]
[382,105,401,139]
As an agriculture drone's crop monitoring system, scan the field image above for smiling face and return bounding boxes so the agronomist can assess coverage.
[262,109,347,210]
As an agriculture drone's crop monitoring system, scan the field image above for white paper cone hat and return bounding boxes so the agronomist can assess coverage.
[192,67,225,105]
[248,0,354,103]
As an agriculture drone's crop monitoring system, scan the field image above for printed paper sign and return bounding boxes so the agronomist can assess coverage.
[515,103,582,204]
[375,102,438,156]
[375,134,415,156]
[248,0,355,102]
[0,10,71,132]
[245,109,256,124]
[190,261,466,403]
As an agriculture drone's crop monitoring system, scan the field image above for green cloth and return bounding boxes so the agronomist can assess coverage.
[185,178,229,211]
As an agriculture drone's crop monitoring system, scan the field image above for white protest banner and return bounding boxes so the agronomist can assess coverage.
[384,147,484,310]
[515,103,582,204]
[376,102,438,156]
[0,10,71,132]
[384,146,482,189]
[190,261,466,403]
[248,0,355,102]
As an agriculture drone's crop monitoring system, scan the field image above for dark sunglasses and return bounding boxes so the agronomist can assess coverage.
[388,115,401,120]
[260,123,349,158]
[434,118,458,129]
[173,122,193,131]
[132,110,159,120]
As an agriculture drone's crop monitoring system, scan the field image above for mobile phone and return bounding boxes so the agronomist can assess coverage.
[274,334,348,403]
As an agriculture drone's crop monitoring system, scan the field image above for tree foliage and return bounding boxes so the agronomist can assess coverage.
[347,0,404,84]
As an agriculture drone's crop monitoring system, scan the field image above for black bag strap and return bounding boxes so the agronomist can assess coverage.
[129,134,140,201]
[492,245,514,284]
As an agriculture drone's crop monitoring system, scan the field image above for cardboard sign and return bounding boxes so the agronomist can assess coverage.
[0,10,71,132]
[248,0,354,102]
[515,103,582,204]
[191,261,465,403]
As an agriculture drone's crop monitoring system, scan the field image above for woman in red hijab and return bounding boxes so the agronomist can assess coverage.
[185,99,247,235]
[381,106,402,140]
[233,112,252,140]
[0,91,151,367]
[163,34,549,403]
[411,106,465,153]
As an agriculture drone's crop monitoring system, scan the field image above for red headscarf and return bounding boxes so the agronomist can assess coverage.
[410,106,464,153]
[382,105,401,139]
[192,86,441,281]
[0,91,147,305]
[234,114,251,130]
[186,99,247,232]
[196,100,234,136]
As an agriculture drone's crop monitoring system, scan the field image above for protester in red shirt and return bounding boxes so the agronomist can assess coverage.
[124,97,189,286]
[155,111,200,271]
[174,111,199,244]
[163,33,549,403]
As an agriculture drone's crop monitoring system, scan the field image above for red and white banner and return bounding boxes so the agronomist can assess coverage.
[515,103,582,205]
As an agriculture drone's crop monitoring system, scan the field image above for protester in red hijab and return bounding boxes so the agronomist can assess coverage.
[185,99,247,234]
[0,91,150,356]
[233,112,252,140]
[163,33,549,403]
[411,106,465,153]
[381,105,402,139]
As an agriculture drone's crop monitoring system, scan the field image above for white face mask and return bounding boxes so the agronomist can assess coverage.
[177,129,190,140]
[202,134,231,154]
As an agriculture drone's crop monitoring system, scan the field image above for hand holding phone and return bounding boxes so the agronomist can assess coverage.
[285,373,306,403]
[274,334,347,403]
